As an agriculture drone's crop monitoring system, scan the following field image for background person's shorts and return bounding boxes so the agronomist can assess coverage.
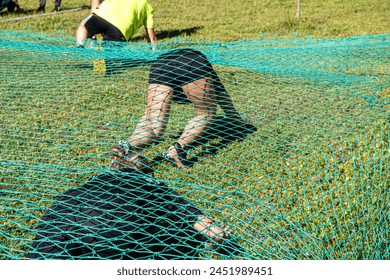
[83,14,125,42]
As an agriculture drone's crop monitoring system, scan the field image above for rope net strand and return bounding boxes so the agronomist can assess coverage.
[0,30,389,259]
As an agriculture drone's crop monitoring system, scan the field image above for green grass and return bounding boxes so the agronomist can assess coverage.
[1,0,389,260]
[1,0,389,41]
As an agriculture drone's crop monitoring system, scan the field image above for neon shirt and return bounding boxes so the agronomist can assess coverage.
[94,0,155,41]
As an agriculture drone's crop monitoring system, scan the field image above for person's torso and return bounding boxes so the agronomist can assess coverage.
[94,0,154,41]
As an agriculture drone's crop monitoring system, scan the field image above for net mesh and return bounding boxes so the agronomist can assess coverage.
[1,30,389,260]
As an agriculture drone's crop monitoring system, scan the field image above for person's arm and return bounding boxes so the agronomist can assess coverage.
[146,28,158,50]
[194,217,229,243]
[91,0,101,13]
[144,3,157,50]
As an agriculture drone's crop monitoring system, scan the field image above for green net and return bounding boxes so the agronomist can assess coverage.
[1,30,389,260]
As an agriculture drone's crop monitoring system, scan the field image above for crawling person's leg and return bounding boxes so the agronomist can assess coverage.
[128,84,174,149]
[163,77,217,168]
[179,77,217,146]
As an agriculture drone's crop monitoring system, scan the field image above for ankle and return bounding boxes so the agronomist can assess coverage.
[176,141,188,151]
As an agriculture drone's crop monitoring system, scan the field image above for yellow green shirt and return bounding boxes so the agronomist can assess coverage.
[94,0,155,41]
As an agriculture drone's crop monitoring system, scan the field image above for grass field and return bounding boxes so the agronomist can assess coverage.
[1,0,389,41]
[1,0,389,260]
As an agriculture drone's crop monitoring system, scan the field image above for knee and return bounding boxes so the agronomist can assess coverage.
[76,24,86,35]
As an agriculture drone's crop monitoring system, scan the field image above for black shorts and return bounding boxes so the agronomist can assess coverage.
[83,14,125,42]
[148,49,216,103]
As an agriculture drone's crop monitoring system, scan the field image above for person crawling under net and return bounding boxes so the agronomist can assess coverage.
[25,149,234,260]
[111,48,247,169]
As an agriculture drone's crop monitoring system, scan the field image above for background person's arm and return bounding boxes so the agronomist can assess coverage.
[146,28,158,50]
[90,0,101,13]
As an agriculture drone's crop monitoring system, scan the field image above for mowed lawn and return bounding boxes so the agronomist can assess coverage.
[1,0,389,41]
[0,0,389,259]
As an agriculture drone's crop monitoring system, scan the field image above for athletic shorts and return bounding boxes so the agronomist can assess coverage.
[82,14,125,42]
[148,48,216,103]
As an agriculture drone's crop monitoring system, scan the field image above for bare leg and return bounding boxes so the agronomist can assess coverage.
[128,84,173,149]
[76,14,94,47]
[163,77,216,168]
[76,24,88,47]
[178,77,217,147]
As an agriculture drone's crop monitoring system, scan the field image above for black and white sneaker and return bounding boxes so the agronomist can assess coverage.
[109,140,133,169]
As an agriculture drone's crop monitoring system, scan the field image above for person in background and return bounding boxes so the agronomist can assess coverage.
[76,0,157,50]
[0,0,22,13]
[37,0,62,12]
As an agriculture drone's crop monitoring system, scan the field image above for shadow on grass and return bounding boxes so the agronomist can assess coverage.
[151,116,258,169]
[132,26,204,41]
[69,57,155,76]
